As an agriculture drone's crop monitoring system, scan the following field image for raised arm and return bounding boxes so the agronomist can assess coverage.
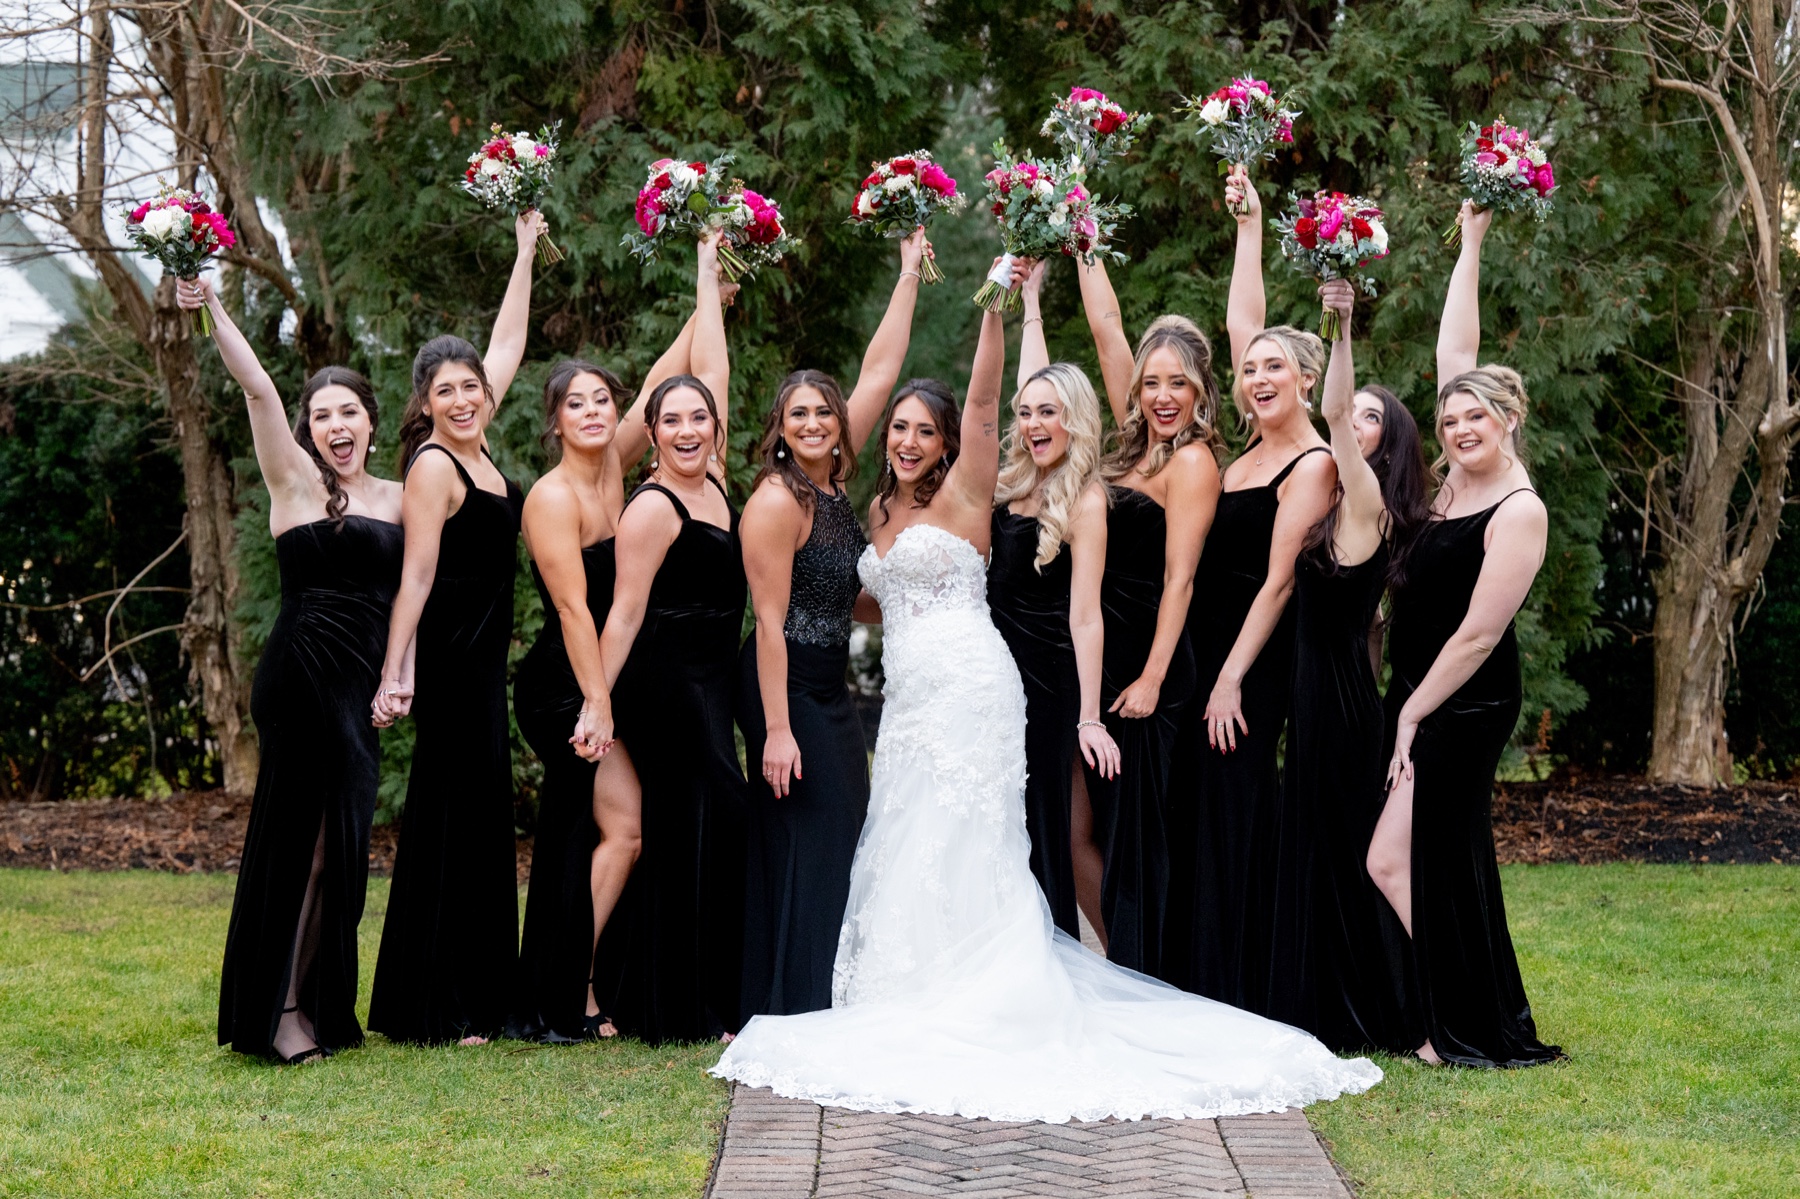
[845,228,926,449]
[1437,201,1492,385]
[1075,257,1134,426]
[1113,446,1219,719]
[1069,484,1121,779]
[690,232,730,469]
[615,280,740,469]
[741,483,807,797]
[1017,259,1050,387]
[1319,281,1384,541]
[945,302,1009,508]
[1224,164,1266,375]
[176,277,316,504]
[482,211,546,404]
[371,452,460,725]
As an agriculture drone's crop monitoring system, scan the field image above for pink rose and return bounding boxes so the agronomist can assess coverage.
[535,145,550,157]
[129,201,151,223]
[634,186,663,237]
[1065,183,1088,204]
[1277,119,1294,144]
[1075,216,1098,241]
[1533,163,1556,196]
[649,158,673,171]
[1318,208,1344,241]
[919,163,955,196]
[1475,151,1500,168]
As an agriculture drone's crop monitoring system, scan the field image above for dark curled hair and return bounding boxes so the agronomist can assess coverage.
[293,366,379,529]
[1300,383,1433,591]
[753,369,856,511]
[643,373,724,466]
[396,335,494,472]
[873,377,960,528]
[541,359,628,460]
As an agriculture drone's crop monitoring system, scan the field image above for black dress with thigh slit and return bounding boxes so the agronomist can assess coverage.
[986,507,1082,940]
[593,478,749,1043]
[735,483,869,1018]
[1384,494,1560,1067]
[513,539,616,1041]
[218,515,402,1058]
[369,445,524,1044]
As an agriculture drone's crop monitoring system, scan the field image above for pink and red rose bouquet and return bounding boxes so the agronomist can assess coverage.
[972,141,1129,312]
[1040,86,1151,170]
[624,152,796,282]
[1446,117,1556,245]
[460,122,564,265]
[1271,191,1389,340]
[122,184,236,337]
[848,151,964,283]
[1180,78,1300,214]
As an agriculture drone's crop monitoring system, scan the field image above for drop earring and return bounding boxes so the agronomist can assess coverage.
[831,445,840,457]
[776,441,786,460]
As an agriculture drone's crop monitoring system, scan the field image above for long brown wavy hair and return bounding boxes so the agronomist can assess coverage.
[873,377,959,528]
[293,366,379,529]
[396,335,494,472]
[752,369,856,511]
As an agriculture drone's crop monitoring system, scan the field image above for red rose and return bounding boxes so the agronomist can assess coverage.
[892,158,916,174]
[1351,217,1373,241]
[992,201,1005,217]
[1295,217,1318,249]
[654,172,672,189]
[1095,110,1126,135]
[693,162,707,174]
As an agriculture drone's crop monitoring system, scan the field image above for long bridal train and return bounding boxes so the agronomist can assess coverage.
[713,523,1380,1123]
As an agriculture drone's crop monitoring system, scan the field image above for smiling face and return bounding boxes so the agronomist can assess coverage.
[1438,389,1516,475]
[1136,345,1199,444]
[780,384,842,473]
[1014,379,1070,472]
[307,384,374,478]
[1237,337,1314,428]
[426,361,492,448]
[555,371,617,457]
[1352,390,1385,460]
[652,386,717,479]
[885,394,946,486]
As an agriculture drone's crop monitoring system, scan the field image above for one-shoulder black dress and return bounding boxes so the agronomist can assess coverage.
[1385,495,1560,1067]
[736,484,869,1018]
[1084,486,1195,977]
[369,445,524,1044]
[987,507,1082,940]
[1167,446,1327,1008]
[593,478,749,1042]
[1267,544,1416,1051]
[513,538,616,1041]
[218,515,402,1058]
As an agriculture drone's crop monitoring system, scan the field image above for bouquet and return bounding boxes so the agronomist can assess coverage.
[460,122,564,265]
[623,153,797,282]
[848,151,965,283]
[122,184,236,337]
[1179,78,1300,214]
[1445,116,1556,245]
[1271,191,1389,340]
[1040,86,1152,171]
[972,141,1129,312]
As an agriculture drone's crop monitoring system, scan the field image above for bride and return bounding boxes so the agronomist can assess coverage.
[714,276,1381,1123]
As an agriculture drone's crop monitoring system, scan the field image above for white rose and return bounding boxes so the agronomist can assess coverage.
[139,206,181,241]
[1370,223,1388,253]
[479,157,505,178]
[1048,211,1068,228]
[856,191,876,217]
[1199,98,1229,126]
[673,164,700,190]
[510,136,537,160]
[1033,179,1054,199]
[882,174,915,193]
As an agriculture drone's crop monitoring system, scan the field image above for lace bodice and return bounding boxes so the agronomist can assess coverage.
[785,487,866,647]
[857,523,989,630]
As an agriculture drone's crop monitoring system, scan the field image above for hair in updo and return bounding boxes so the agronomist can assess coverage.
[643,373,724,468]
[753,369,857,512]
[293,366,378,529]
[873,377,960,527]
[1231,325,1327,430]
[1434,364,1530,476]
[396,335,494,471]
[540,359,627,460]
[1100,315,1225,482]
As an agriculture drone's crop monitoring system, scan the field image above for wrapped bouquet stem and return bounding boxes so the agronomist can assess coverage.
[973,141,1130,313]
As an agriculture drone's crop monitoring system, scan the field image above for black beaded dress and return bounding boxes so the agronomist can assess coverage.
[592,477,749,1042]
[218,515,403,1058]
[1385,493,1560,1067]
[369,446,524,1044]
[512,537,616,1041]
[1083,486,1195,977]
[736,483,869,1018]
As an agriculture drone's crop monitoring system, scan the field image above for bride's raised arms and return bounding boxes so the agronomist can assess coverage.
[844,228,928,451]
[941,270,1013,521]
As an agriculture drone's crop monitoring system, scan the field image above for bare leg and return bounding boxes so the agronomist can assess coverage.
[1069,755,1107,954]
[585,741,643,1036]
[1366,773,1441,1063]
[273,819,327,1062]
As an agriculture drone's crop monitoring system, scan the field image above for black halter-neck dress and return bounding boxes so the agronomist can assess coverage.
[1385,494,1561,1067]
[218,515,403,1058]
[369,445,524,1044]
[512,536,617,1041]
[592,477,749,1043]
[735,483,870,1018]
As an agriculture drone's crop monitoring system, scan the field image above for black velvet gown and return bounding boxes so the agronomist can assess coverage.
[369,446,524,1044]
[1265,544,1416,1052]
[1167,446,1327,1008]
[512,539,616,1041]
[1083,486,1195,978]
[1385,493,1561,1067]
[736,484,869,1018]
[593,478,749,1042]
[218,515,403,1058]
[986,507,1081,940]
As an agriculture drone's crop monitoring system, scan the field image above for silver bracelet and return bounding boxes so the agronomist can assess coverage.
[1023,316,1044,326]
[1076,719,1105,731]
[899,270,921,282]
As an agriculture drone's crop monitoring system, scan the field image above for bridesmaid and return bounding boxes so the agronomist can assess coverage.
[1271,279,1430,1051]
[1072,259,1221,977]
[737,231,927,1018]
[512,286,725,1042]
[989,260,1120,943]
[182,280,403,1065]
[1367,204,1562,1067]
[366,213,543,1045]
[587,233,746,1043]
[1168,166,1337,1009]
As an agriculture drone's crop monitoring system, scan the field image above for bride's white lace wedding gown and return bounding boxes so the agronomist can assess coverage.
[713,523,1381,1122]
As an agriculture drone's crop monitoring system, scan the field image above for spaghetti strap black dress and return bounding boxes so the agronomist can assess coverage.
[1083,485,1195,978]
[593,478,749,1042]
[512,538,616,1042]
[1385,494,1561,1067]
[218,515,403,1058]
[1167,445,1328,1008]
[1267,544,1416,1051]
[986,507,1081,939]
[369,445,524,1044]
[735,483,869,1018]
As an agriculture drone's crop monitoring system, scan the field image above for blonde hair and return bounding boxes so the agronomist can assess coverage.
[1100,315,1225,482]
[994,362,1107,570]
[1231,325,1326,432]
[1435,364,1530,476]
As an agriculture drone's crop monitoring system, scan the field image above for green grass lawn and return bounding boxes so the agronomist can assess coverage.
[0,870,728,1198]
[1312,864,1800,1198]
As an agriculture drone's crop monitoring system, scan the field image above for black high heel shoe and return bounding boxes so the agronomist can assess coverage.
[277,1005,327,1065]
[583,978,617,1039]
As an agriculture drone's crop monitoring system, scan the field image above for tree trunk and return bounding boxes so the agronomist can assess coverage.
[1648,550,1732,785]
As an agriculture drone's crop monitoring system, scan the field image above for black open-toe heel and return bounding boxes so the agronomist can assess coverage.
[278,1005,327,1065]
[583,978,617,1039]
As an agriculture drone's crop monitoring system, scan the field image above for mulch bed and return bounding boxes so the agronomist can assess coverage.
[1,774,1794,878]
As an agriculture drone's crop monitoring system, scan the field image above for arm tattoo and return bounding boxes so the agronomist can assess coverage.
[981,420,997,438]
